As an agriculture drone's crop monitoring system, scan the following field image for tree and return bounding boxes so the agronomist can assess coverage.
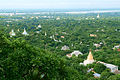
[100,69,114,80]
[107,74,120,80]
[94,63,106,73]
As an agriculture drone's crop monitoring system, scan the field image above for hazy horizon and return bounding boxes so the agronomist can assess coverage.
[0,0,120,9]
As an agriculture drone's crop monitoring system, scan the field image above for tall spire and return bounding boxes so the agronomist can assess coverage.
[97,14,100,18]
[22,28,29,35]
[83,50,95,66]
[9,29,16,37]
[87,50,94,60]
[38,25,41,28]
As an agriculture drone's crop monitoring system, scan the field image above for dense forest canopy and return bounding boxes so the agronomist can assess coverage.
[0,11,120,80]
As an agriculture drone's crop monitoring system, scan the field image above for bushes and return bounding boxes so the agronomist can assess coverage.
[0,33,66,80]
[94,63,106,73]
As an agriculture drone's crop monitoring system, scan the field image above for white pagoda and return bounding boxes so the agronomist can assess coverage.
[83,50,95,66]
[17,29,20,32]
[38,25,41,28]
[22,28,29,36]
[97,14,100,18]
[9,29,16,37]
[45,32,47,36]
[56,17,60,20]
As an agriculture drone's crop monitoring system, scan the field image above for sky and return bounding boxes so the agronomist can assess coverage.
[0,0,120,9]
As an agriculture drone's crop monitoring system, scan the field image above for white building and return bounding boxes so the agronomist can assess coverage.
[56,17,60,20]
[113,45,120,49]
[36,25,42,29]
[94,43,101,48]
[98,61,118,73]
[7,24,10,27]
[71,50,83,57]
[90,34,97,37]
[66,54,72,58]
[83,50,95,66]
[9,29,16,37]
[10,13,14,16]
[96,30,99,32]
[93,73,101,78]
[22,28,29,36]
[100,42,103,45]
[45,32,47,36]
[36,16,39,19]
[61,45,70,50]
[50,36,53,39]
[50,35,55,39]
[36,31,40,33]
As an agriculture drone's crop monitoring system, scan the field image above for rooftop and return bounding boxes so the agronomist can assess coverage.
[93,73,101,78]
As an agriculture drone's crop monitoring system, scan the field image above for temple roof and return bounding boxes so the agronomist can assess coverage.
[38,25,41,28]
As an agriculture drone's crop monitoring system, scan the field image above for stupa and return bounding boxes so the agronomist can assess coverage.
[9,29,16,37]
[97,14,100,18]
[83,50,95,66]
[22,28,29,35]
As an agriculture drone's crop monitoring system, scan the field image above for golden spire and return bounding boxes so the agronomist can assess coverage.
[87,50,94,60]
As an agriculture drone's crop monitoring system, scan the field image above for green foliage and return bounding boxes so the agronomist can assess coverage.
[94,63,106,73]
[107,74,120,80]
[100,69,114,80]
[0,13,120,80]
[88,77,98,80]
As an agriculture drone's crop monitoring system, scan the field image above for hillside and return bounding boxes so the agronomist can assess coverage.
[0,12,120,80]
